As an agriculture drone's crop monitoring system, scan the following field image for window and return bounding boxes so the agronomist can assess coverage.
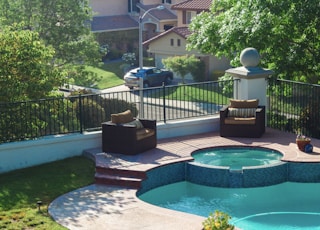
[186,11,196,24]
[164,25,174,31]
[177,39,181,47]
[170,38,174,46]
[128,0,139,13]
[162,0,172,3]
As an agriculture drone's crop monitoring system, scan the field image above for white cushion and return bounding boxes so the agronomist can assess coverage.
[228,108,256,118]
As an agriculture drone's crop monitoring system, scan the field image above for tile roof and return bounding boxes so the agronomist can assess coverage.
[143,26,191,45]
[171,0,212,11]
[91,15,138,32]
[137,3,177,21]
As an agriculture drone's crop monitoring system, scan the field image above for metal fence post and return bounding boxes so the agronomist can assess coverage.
[78,94,83,133]
[162,83,166,123]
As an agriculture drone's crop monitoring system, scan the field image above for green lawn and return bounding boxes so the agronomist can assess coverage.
[85,65,123,89]
[149,84,231,104]
[74,60,134,90]
[0,156,95,229]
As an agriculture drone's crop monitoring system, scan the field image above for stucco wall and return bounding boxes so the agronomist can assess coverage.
[0,132,101,174]
[148,32,199,56]
[90,0,128,16]
[140,0,160,4]
[0,116,219,174]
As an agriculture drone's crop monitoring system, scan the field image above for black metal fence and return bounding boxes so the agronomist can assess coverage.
[0,80,234,143]
[267,78,320,138]
[1,78,319,144]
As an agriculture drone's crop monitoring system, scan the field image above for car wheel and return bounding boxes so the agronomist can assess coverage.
[143,81,150,88]
[164,77,172,85]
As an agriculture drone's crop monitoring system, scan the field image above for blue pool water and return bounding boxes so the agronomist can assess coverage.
[192,147,283,170]
[139,181,320,230]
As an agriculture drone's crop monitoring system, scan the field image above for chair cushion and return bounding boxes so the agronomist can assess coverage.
[228,108,256,117]
[111,110,134,124]
[125,119,144,129]
[224,117,256,125]
[229,99,259,108]
[136,128,155,140]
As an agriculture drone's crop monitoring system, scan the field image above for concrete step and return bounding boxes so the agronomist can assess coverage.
[95,173,142,189]
[95,166,146,179]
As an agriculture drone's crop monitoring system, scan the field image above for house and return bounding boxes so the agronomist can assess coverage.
[89,0,229,80]
[89,2,179,43]
[143,0,230,81]
[89,0,183,58]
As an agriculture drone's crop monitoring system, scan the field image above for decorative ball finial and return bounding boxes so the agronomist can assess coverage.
[240,48,260,67]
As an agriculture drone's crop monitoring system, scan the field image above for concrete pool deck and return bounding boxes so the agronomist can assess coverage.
[49,128,320,230]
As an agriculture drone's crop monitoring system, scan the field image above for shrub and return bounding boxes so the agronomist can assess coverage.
[73,98,106,130]
[218,74,234,96]
[70,91,138,130]
[299,98,320,138]
[0,98,80,143]
[191,59,206,82]
[202,211,235,230]
[101,98,138,121]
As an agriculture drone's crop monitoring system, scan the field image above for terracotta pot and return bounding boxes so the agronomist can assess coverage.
[296,139,311,151]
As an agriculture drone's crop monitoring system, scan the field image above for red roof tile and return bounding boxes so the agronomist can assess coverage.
[171,0,212,11]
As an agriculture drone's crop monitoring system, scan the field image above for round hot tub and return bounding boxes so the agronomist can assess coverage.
[192,146,283,170]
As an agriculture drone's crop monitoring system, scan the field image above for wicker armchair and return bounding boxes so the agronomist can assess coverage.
[102,110,157,155]
[220,99,265,138]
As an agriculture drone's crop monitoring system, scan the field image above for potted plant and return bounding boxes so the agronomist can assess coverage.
[296,134,311,151]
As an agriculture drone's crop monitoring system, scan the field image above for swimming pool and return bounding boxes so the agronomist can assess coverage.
[192,146,283,170]
[139,181,320,230]
[137,145,320,230]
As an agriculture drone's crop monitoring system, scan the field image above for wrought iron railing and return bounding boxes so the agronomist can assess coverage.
[0,80,234,143]
[2,78,318,143]
[267,78,320,138]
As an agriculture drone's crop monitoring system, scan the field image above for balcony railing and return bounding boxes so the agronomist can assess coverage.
[1,78,319,144]
[267,78,320,138]
[0,80,234,143]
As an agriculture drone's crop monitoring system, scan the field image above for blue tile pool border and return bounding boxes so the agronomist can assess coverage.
[138,160,320,195]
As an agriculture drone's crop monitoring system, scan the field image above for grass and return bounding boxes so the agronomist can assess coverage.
[84,61,127,90]
[149,84,231,104]
[85,65,124,89]
[80,58,150,90]
[0,156,95,229]
[168,85,230,104]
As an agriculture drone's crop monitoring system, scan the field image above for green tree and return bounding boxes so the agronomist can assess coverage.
[0,0,100,83]
[0,26,63,102]
[187,0,320,83]
[0,0,99,64]
[162,55,203,83]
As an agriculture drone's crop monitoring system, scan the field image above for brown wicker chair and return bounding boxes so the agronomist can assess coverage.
[102,110,157,155]
[220,99,265,138]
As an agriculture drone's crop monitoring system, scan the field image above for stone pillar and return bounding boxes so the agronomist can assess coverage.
[225,48,273,106]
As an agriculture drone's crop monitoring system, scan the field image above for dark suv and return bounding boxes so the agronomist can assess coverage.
[124,67,173,89]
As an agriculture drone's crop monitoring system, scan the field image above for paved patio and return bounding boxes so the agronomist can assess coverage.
[49,128,320,230]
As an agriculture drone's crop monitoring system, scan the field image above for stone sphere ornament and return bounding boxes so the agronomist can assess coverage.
[240,47,261,67]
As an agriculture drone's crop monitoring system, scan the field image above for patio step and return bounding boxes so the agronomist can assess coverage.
[96,166,146,179]
[95,173,143,189]
[94,167,146,189]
